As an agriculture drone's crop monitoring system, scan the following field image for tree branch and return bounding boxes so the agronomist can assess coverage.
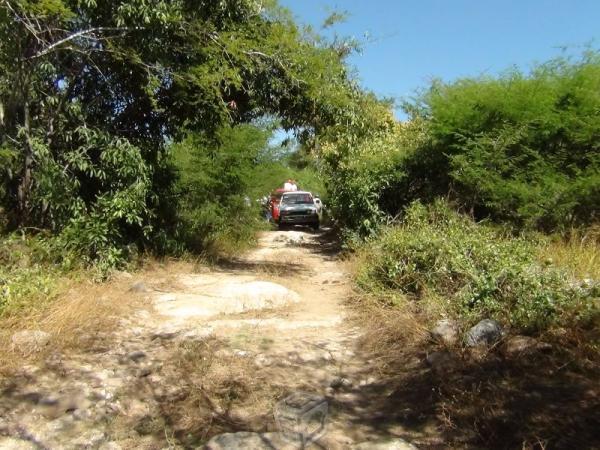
[29,27,132,59]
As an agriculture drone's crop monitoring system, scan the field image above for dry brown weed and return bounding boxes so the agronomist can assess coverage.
[156,337,284,446]
[0,273,148,376]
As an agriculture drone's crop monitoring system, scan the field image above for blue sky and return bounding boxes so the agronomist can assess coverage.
[280,0,600,115]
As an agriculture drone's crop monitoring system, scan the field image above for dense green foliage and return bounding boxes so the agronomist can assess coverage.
[0,0,354,268]
[324,52,600,340]
[416,53,600,230]
[356,201,598,333]
[323,116,425,236]
[324,53,600,235]
[247,150,327,202]
[170,125,268,255]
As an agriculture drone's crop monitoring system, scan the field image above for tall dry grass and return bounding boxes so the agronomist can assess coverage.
[538,227,600,280]
[0,271,149,376]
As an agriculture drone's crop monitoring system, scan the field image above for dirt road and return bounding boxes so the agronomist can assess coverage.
[1,229,419,449]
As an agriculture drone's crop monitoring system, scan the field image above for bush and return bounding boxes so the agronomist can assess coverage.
[324,117,427,236]
[170,126,265,256]
[323,52,600,235]
[408,52,600,231]
[356,201,598,333]
[0,234,64,314]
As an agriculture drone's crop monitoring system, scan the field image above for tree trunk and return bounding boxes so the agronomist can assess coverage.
[17,96,33,226]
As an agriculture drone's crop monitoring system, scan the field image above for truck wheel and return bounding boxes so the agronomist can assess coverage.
[278,223,287,230]
[312,222,320,231]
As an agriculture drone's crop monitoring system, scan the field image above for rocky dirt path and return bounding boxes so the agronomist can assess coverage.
[1,230,419,450]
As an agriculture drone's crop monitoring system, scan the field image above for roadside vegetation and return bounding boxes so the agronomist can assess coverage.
[355,200,598,335]
[324,53,600,448]
[315,50,599,344]
[170,123,326,258]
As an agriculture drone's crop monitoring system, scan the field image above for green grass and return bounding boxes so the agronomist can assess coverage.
[354,200,599,334]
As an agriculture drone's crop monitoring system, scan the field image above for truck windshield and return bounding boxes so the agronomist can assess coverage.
[281,194,313,205]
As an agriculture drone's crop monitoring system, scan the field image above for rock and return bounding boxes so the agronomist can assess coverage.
[208,317,342,331]
[465,319,503,347]
[0,437,37,450]
[36,390,90,419]
[274,232,306,245]
[570,277,599,295]
[179,327,214,342]
[150,330,180,341]
[205,432,302,450]
[430,319,459,345]
[353,438,418,449]
[129,281,150,293]
[73,409,93,420]
[536,341,553,352]
[503,335,536,355]
[322,351,337,362]
[90,388,107,402]
[320,430,356,447]
[154,280,300,319]
[125,399,151,419]
[106,401,123,414]
[330,377,353,390]
[254,354,273,367]
[295,351,321,363]
[11,330,51,353]
[94,369,115,382]
[136,367,153,378]
[358,376,377,387]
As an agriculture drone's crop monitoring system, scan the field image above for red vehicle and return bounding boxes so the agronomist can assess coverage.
[269,188,286,222]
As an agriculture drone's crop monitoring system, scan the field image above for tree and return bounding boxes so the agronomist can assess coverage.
[0,0,358,263]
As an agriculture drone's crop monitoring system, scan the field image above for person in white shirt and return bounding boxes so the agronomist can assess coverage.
[283,179,294,191]
[314,197,323,213]
[290,179,298,191]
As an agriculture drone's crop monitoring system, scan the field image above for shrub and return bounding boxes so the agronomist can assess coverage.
[324,117,427,236]
[409,52,600,231]
[171,125,272,256]
[0,234,63,314]
[323,52,600,235]
[356,200,598,333]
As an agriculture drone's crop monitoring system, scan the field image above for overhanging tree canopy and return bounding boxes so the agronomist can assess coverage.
[0,0,358,259]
